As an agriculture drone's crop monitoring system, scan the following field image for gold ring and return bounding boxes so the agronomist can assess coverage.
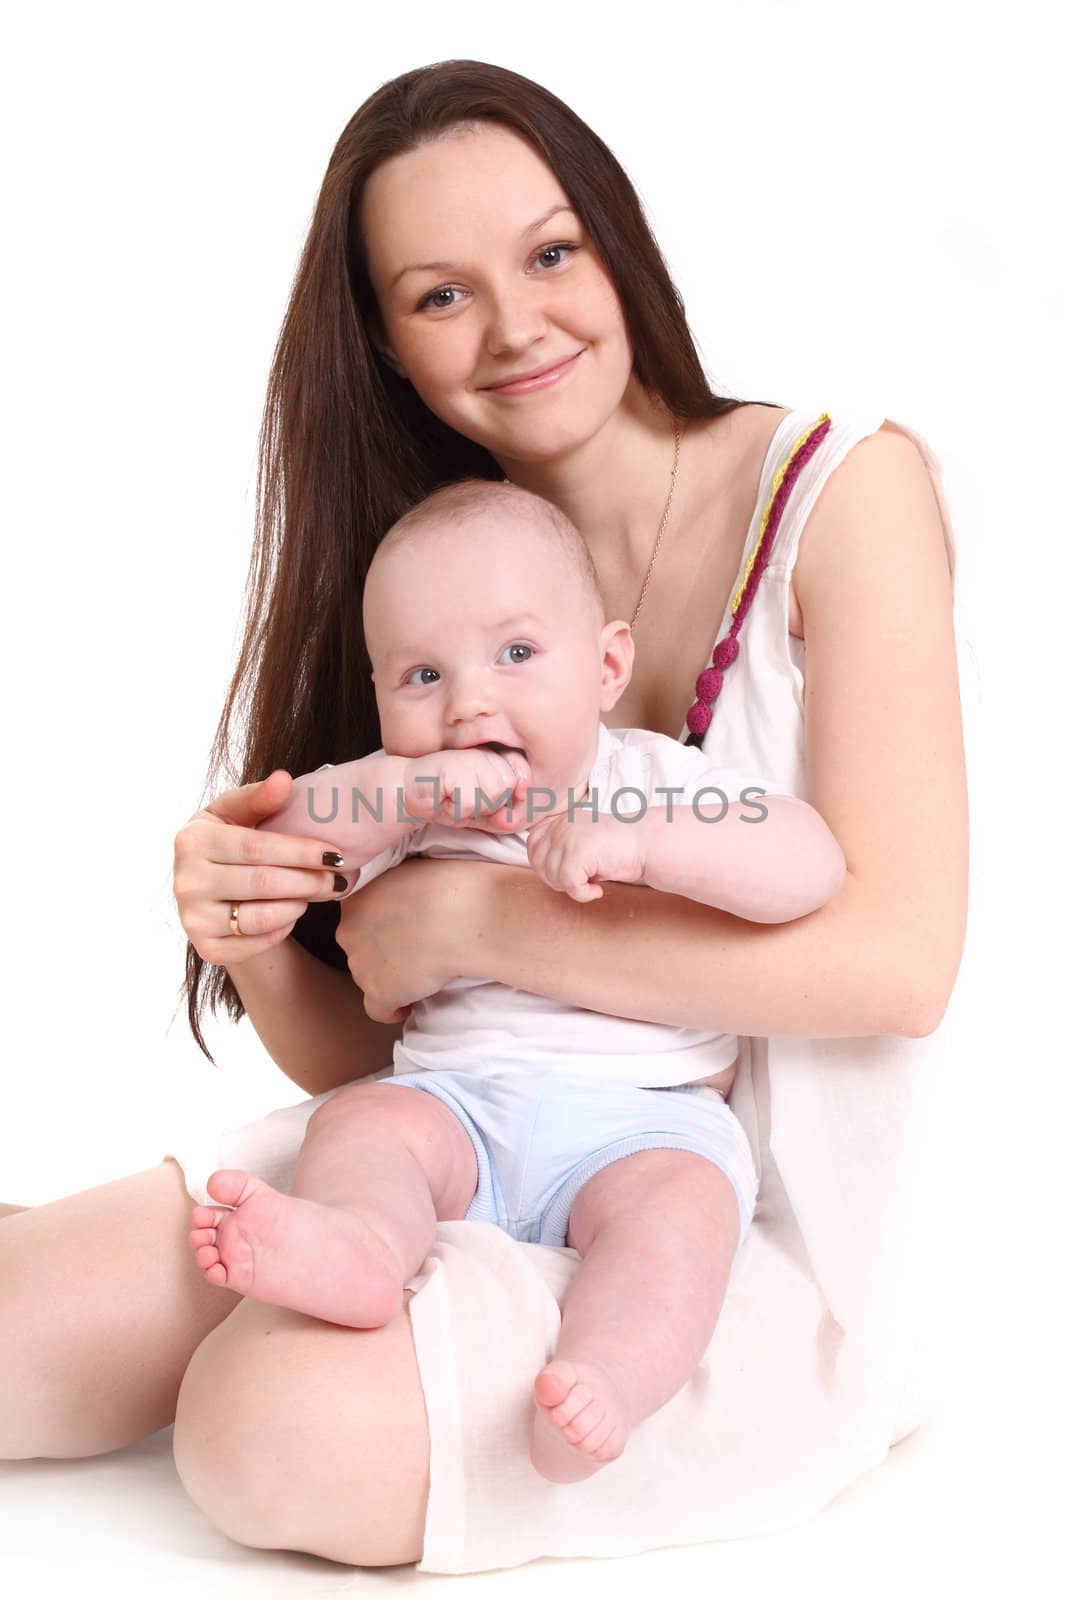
[229,903,242,937]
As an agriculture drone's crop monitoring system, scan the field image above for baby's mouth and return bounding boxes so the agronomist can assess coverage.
[478,741,528,762]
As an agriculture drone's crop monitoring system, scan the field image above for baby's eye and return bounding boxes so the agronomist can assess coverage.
[500,643,534,665]
[404,667,441,686]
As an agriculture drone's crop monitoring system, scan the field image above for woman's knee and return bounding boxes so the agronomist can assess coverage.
[173,1292,430,1566]
[0,1165,240,1460]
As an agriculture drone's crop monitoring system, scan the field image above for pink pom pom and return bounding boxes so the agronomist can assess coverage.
[696,667,724,703]
[686,700,713,737]
[712,636,739,670]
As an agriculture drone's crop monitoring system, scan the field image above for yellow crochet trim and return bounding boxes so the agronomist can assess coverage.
[730,411,832,614]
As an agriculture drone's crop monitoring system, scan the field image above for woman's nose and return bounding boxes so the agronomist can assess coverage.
[483,284,548,359]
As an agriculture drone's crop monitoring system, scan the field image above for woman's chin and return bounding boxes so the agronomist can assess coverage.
[483,417,607,469]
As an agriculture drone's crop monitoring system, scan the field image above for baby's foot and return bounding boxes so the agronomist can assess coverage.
[187,1169,405,1328]
[529,1358,630,1483]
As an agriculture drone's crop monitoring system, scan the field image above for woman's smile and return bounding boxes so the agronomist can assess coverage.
[480,349,586,396]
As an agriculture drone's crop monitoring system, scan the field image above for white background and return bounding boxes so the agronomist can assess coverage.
[0,1,1062,1594]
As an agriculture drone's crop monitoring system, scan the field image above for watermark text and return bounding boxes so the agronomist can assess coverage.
[304,782,770,827]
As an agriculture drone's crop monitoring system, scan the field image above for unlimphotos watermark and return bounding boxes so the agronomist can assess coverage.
[304,781,770,828]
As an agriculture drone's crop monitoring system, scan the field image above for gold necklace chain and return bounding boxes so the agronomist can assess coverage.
[629,416,682,631]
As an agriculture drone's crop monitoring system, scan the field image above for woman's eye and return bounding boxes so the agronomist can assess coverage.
[500,644,534,665]
[416,285,466,313]
[534,243,576,270]
[404,667,440,686]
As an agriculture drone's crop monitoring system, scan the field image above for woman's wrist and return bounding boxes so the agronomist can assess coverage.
[224,933,301,998]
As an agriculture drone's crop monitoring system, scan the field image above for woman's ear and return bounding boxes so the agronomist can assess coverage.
[378,345,409,381]
[368,315,408,380]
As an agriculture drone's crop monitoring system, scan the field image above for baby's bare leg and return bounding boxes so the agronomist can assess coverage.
[0,1202,29,1217]
[530,1147,740,1483]
[187,1083,478,1329]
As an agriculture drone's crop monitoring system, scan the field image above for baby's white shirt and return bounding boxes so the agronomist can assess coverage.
[325,724,780,1088]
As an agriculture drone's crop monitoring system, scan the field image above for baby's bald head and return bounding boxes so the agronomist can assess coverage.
[364,479,635,786]
[367,480,605,634]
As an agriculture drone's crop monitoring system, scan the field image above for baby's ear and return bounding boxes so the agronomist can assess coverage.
[599,620,635,711]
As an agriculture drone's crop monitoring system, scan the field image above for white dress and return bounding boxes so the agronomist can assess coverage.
[165,407,971,1574]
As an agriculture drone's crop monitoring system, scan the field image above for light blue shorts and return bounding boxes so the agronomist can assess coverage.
[377,1066,758,1255]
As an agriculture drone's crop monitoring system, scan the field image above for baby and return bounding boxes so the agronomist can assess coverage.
[187,480,846,1483]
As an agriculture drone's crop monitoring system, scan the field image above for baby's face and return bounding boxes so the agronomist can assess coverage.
[365,515,622,805]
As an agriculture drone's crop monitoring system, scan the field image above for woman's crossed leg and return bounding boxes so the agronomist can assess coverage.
[0,1161,242,1460]
[174,1082,480,1565]
[0,1157,437,1567]
[1,1100,740,1566]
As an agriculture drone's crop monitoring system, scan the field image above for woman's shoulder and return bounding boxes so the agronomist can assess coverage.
[788,415,953,654]
[776,413,950,640]
[744,403,933,475]
[795,417,948,580]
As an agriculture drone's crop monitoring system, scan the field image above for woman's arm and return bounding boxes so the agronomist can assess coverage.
[467,866,930,1038]
[227,937,403,1096]
[341,428,967,1040]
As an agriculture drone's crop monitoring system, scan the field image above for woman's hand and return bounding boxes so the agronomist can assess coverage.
[173,769,352,968]
[335,856,487,1023]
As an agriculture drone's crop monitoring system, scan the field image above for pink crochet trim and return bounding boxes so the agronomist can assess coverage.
[685,414,833,742]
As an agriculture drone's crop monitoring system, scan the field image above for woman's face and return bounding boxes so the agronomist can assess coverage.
[361,123,634,465]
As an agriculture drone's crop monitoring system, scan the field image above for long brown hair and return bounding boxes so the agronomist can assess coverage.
[184,58,757,1060]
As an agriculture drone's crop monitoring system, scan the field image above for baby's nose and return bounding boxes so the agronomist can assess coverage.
[446,674,496,722]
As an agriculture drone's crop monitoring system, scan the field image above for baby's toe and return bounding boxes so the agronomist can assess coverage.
[552,1383,597,1429]
[188,1225,217,1249]
[192,1241,229,1287]
[572,1408,619,1457]
[561,1392,604,1441]
[533,1359,580,1412]
[205,1169,251,1209]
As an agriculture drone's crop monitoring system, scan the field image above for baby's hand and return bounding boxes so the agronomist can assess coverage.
[399,747,532,832]
[525,811,647,902]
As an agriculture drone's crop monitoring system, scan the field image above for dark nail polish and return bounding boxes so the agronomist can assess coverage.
[333,874,349,893]
[322,850,344,868]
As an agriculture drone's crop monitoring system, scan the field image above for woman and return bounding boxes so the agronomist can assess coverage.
[0,61,968,1572]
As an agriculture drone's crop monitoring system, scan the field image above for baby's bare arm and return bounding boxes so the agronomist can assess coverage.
[259,753,416,868]
[638,795,847,922]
